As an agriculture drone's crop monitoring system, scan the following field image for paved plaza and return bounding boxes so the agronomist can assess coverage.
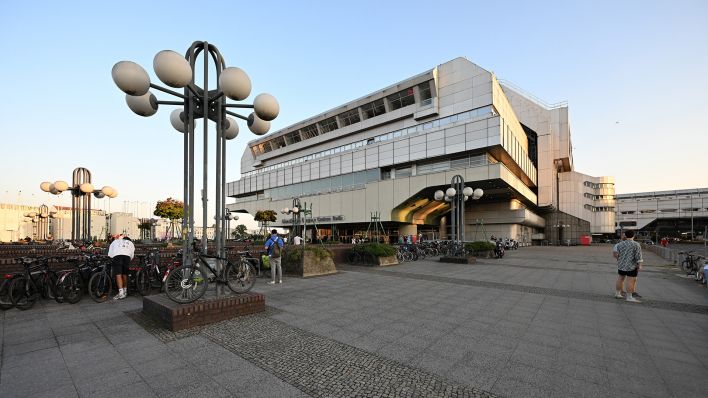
[1,245,707,397]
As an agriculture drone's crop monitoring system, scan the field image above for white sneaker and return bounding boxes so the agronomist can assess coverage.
[113,292,127,300]
[267,281,276,285]
[614,293,624,299]
[278,280,282,284]
[626,295,641,303]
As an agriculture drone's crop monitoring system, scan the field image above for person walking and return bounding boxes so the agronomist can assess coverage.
[264,229,284,285]
[613,230,643,303]
[107,235,135,300]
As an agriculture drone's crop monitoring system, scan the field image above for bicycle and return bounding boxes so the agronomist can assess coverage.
[164,242,256,304]
[135,250,163,296]
[9,257,61,310]
[679,251,702,276]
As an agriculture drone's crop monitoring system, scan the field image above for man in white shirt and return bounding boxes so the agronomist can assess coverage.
[293,235,302,245]
[108,235,135,300]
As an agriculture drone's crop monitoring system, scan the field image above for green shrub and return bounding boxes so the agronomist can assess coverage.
[465,241,495,252]
[283,246,332,264]
[352,243,396,257]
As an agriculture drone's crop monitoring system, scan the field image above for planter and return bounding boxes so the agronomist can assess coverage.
[283,248,337,278]
[472,250,494,259]
[440,256,477,264]
[376,255,399,266]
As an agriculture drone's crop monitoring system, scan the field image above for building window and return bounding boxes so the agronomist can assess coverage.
[319,116,339,134]
[301,124,319,139]
[584,204,593,210]
[387,87,415,111]
[395,167,412,178]
[340,108,360,127]
[381,169,392,180]
[419,81,432,105]
[362,99,386,119]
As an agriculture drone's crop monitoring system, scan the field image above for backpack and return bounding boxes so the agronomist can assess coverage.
[270,238,281,258]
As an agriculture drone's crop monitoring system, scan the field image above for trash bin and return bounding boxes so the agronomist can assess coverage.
[580,235,592,246]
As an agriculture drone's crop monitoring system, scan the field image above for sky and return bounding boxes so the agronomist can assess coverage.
[1,0,707,230]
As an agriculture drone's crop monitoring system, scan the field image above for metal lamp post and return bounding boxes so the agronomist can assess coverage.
[112,41,279,270]
[281,198,303,244]
[433,175,483,245]
[40,167,117,241]
[24,204,57,241]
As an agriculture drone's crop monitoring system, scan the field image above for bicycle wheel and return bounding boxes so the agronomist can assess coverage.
[346,251,358,264]
[44,273,61,303]
[88,272,112,303]
[10,277,39,310]
[681,259,693,274]
[164,265,208,304]
[135,269,152,296]
[226,261,256,294]
[60,272,83,304]
[0,278,15,310]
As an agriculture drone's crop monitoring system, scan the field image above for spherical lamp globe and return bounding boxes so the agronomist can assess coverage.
[445,187,456,198]
[473,188,484,200]
[54,181,69,192]
[247,112,270,135]
[253,93,279,121]
[462,187,474,197]
[219,67,251,101]
[112,61,150,96]
[223,117,239,140]
[80,183,94,194]
[292,206,299,214]
[170,109,186,133]
[434,190,444,201]
[153,50,192,88]
[40,182,52,192]
[126,92,158,117]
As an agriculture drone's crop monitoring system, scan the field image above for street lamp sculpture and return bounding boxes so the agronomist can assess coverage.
[24,204,57,241]
[281,198,303,244]
[112,41,279,269]
[433,175,483,244]
[216,208,238,249]
[40,167,117,241]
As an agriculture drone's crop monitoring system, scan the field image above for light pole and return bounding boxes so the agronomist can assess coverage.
[40,167,117,241]
[432,175,483,245]
[112,41,280,269]
[281,198,303,244]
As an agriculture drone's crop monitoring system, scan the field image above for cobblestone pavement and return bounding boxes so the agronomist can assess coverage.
[1,245,707,398]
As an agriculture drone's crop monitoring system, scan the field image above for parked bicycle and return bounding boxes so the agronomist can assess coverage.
[164,241,256,304]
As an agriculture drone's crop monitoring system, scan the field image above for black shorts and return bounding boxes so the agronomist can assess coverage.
[112,255,131,275]
[618,268,638,277]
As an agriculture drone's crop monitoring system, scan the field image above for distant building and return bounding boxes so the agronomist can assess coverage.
[615,188,708,239]
[107,212,139,238]
[51,206,107,241]
[227,58,615,244]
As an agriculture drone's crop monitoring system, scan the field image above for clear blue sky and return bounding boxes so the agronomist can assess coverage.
[1,0,707,228]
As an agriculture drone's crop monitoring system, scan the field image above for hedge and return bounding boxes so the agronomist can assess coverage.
[351,243,396,257]
[464,241,495,252]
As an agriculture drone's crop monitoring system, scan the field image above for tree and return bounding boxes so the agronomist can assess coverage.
[154,198,184,239]
[254,210,277,238]
[233,224,248,238]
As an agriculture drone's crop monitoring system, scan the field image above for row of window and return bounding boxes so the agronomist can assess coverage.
[584,193,615,200]
[251,81,432,156]
[584,181,615,189]
[241,105,496,178]
[381,154,496,180]
[501,120,537,184]
[584,204,615,212]
[620,208,707,214]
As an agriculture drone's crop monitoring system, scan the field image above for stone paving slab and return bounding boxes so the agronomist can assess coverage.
[1,245,708,397]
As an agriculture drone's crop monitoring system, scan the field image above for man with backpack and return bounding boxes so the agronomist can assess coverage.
[264,229,284,285]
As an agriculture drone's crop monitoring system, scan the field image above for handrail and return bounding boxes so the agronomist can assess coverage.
[498,79,568,110]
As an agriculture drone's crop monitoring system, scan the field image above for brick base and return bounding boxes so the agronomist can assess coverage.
[142,292,265,331]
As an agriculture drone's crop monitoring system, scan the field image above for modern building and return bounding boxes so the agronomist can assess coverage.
[52,207,107,241]
[615,188,708,240]
[107,212,139,238]
[226,58,615,244]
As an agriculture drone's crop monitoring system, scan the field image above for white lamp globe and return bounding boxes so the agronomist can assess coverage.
[29,212,37,218]
[446,187,456,197]
[219,67,251,101]
[473,188,484,200]
[462,187,474,197]
[108,189,118,199]
[170,109,186,133]
[80,183,94,194]
[464,195,469,201]
[54,180,69,192]
[444,196,451,202]
[253,93,279,121]
[126,92,158,117]
[40,182,52,192]
[434,190,444,201]
[292,206,299,214]
[233,215,239,221]
[112,61,151,96]
[153,50,192,88]
[223,117,239,140]
[94,192,106,199]
[101,186,115,197]
[247,112,270,135]
[284,208,289,214]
